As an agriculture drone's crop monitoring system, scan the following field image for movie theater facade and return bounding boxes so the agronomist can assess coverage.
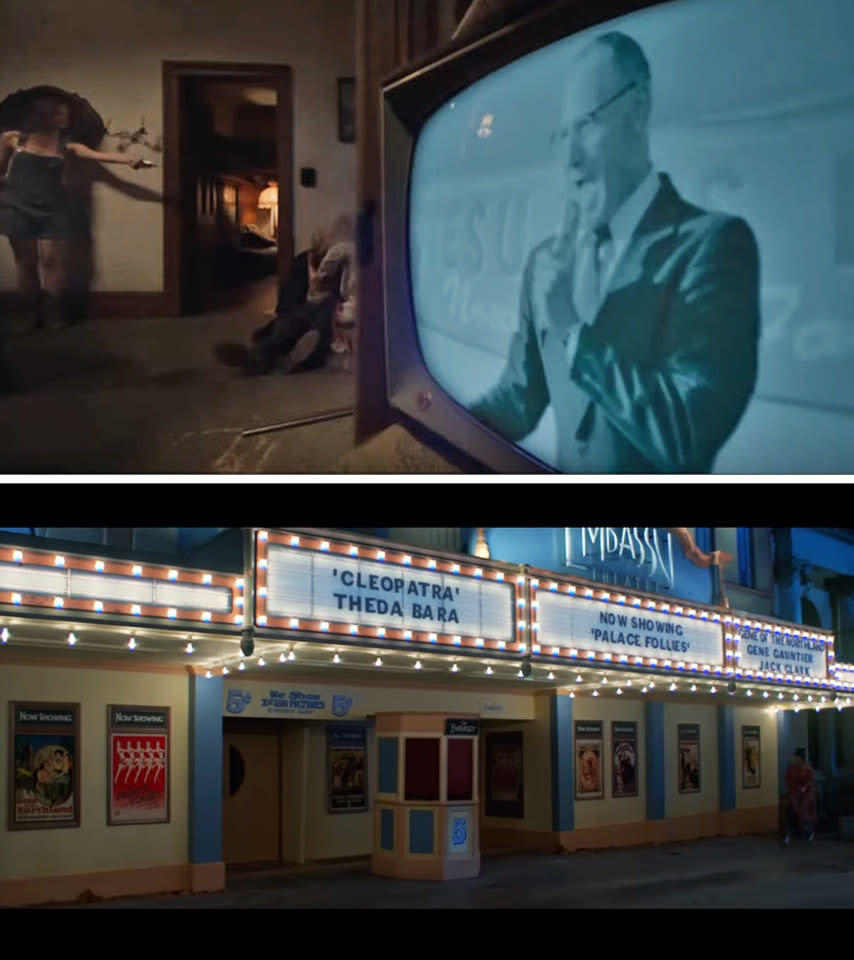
[1,526,850,905]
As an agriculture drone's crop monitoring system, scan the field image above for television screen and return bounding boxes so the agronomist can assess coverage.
[393,0,854,473]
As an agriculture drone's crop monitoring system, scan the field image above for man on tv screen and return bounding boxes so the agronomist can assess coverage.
[468,31,761,473]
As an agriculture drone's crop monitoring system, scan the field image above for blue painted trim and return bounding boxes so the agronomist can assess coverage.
[409,809,434,854]
[695,528,713,554]
[718,706,736,811]
[377,737,399,795]
[737,528,754,587]
[777,710,793,796]
[189,673,223,864]
[645,701,666,821]
[380,809,395,851]
[550,694,574,832]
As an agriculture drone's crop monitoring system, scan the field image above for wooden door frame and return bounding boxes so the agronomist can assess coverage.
[162,61,294,316]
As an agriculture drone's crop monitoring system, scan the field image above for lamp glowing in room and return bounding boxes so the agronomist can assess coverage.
[257,181,279,238]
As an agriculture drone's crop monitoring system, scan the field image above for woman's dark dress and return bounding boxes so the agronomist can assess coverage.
[0,133,70,240]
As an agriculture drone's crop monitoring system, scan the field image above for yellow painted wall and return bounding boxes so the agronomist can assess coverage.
[479,695,551,835]
[734,706,778,809]
[0,663,188,880]
[302,722,376,861]
[572,699,646,829]
[665,702,719,818]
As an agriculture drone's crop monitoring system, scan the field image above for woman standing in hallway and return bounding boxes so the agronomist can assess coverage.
[0,93,151,331]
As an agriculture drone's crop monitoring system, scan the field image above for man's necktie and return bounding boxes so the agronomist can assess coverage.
[573,223,612,327]
[572,223,612,452]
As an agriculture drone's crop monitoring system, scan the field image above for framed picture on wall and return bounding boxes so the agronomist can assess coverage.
[338,77,356,143]
[485,731,524,818]
[328,724,368,813]
[612,721,639,799]
[742,725,761,789]
[108,705,170,825]
[575,720,604,800]
[678,724,701,794]
[9,702,80,830]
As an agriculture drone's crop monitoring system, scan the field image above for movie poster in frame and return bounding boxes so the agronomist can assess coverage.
[575,720,604,800]
[485,730,524,818]
[9,702,80,830]
[742,725,761,789]
[611,721,639,798]
[678,723,701,794]
[328,723,368,813]
[108,705,170,825]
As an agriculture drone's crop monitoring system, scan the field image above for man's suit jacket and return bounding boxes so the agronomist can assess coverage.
[469,174,761,473]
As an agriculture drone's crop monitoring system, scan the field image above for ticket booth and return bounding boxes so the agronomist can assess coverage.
[372,713,480,880]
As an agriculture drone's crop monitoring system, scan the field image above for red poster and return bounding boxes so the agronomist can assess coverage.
[108,705,170,825]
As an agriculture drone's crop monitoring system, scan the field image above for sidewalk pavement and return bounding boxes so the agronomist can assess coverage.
[36,833,854,909]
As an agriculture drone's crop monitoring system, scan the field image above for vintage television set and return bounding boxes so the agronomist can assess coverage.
[381,0,854,474]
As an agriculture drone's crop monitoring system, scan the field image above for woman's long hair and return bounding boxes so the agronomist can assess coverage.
[22,95,70,134]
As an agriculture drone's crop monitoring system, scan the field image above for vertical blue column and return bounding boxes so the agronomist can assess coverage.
[645,701,666,821]
[550,694,573,832]
[777,710,794,796]
[189,671,223,865]
[718,705,736,811]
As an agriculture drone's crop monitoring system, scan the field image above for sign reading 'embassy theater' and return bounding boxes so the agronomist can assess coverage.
[537,593,724,666]
[265,544,515,642]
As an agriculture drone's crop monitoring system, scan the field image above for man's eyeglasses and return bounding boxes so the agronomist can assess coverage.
[549,81,638,146]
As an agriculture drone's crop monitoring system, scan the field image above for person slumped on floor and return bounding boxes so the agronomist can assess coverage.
[245,213,356,376]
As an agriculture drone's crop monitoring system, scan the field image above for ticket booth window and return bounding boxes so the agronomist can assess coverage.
[447,738,474,801]
[404,737,440,801]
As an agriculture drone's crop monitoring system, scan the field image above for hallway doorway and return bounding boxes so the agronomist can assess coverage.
[162,62,294,317]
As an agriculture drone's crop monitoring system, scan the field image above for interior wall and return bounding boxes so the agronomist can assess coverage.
[0,662,189,881]
[0,0,356,293]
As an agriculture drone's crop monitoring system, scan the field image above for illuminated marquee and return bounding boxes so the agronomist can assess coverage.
[535,584,724,669]
[733,621,833,684]
[254,530,518,651]
[0,546,240,625]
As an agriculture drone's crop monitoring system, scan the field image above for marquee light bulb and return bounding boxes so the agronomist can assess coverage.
[1,627,8,643]
[486,666,493,676]
[238,662,245,671]
[451,663,459,673]
[690,684,697,692]
[333,654,341,664]
[414,660,422,670]
[258,657,266,667]
[548,672,555,680]
[576,675,582,683]
[186,642,194,654]
[127,637,136,650]
[375,657,383,667]
[592,690,599,697]
[67,632,77,646]
[280,653,287,663]
[616,688,623,696]
[288,650,295,661]
[205,670,212,679]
